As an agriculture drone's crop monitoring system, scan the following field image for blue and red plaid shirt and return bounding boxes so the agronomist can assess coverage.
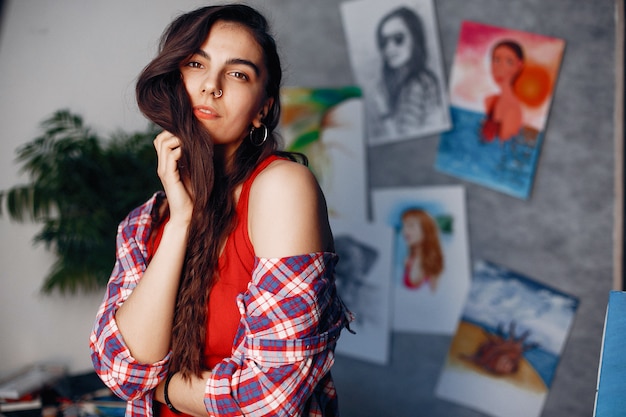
[89,192,352,417]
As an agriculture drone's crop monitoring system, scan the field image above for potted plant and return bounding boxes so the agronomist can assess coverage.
[0,109,162,294]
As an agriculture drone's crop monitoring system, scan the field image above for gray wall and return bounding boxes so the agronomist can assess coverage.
[266,0,615,416]
[0,1,615,416]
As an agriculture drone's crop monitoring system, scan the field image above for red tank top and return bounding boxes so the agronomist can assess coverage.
[152,155,281,417]
[205,155,281,367]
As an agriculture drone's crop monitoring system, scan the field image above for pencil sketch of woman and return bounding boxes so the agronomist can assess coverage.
[334,235,380,325]
[368,6,442,143]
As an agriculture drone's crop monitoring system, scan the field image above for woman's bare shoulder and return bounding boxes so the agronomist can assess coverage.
[250,158,323,219]
[254,158,317,190]
[484,94,498,109]
[249,157,330,257]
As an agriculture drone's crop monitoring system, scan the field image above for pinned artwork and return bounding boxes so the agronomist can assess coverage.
[594,291,626,417]
[340,0,450,145]
[435,260,579,417]
[372,185,470,334]
[331,219,394,365]
[435,21,565,199]
[279,86,368,221]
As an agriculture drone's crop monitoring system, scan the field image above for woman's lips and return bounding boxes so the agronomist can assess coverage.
[193,106,219,120]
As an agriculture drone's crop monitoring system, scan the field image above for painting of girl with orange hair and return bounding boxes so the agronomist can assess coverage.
[374,185,471,335]
[401,208,444,291]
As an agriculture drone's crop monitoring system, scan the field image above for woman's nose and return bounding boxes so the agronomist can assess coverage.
[201,73,221,96]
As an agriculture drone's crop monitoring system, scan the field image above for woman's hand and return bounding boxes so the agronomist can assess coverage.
[154,131,193,225]
[155,371,213,417]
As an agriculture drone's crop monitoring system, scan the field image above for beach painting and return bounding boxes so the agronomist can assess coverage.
[372,185,471,334]
[435,259,579,417]
[435,21,565,199]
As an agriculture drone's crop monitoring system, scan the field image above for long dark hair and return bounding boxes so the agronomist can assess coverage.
[376,7,439,112]
[136,4,285,378]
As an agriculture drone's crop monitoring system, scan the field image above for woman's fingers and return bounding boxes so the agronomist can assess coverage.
[154,131,182,180]
[153,131,193,223]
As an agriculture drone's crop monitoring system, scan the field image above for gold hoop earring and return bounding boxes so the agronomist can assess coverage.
[250,124,268,146]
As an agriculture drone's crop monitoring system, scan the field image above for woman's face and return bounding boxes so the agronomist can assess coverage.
[402,215,423,247]
[491,45,523,86]
[180,20,271,158]
[380,16,413,69]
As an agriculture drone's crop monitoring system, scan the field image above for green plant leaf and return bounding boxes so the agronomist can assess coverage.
[0,110,162,295]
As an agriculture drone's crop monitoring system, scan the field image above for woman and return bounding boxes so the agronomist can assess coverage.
[368,6,441,141]
[481,40,525,142]
[89,4,351,417]
[400,208,443,291]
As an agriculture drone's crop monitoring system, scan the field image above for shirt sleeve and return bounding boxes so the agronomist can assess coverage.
[204,252,350,417]
[89,194,169,402]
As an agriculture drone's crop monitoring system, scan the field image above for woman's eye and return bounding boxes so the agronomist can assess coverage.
[186,61,203,69]
[230,71,249,81]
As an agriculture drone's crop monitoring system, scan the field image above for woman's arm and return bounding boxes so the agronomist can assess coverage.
[113,218,189,363]
[248,159,333,257]
[153,372,210,417]
[89,194,171,401]
[89,131,194,402]
[115,131,193,364]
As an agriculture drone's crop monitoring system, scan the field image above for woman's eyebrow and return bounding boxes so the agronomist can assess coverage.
[228,58,260,76]
[194,49,210,60]
[193,49,260,76]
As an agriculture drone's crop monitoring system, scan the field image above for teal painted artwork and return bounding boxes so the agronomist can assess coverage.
[436,106,544,199]
[593,291,626,417]
[435,21,565,200]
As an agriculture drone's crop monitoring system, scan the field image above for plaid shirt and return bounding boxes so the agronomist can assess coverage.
[89,193,351,417]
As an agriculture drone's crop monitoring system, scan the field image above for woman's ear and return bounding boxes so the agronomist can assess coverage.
[253,97,274,128]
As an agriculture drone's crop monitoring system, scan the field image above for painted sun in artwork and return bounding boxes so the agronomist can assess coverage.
[514,64,552,108]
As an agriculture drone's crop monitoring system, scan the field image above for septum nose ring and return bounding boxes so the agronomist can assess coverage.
[212,89,223,98]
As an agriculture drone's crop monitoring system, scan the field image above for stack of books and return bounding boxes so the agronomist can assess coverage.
[0,365,127,417]
[0,364,66,417]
